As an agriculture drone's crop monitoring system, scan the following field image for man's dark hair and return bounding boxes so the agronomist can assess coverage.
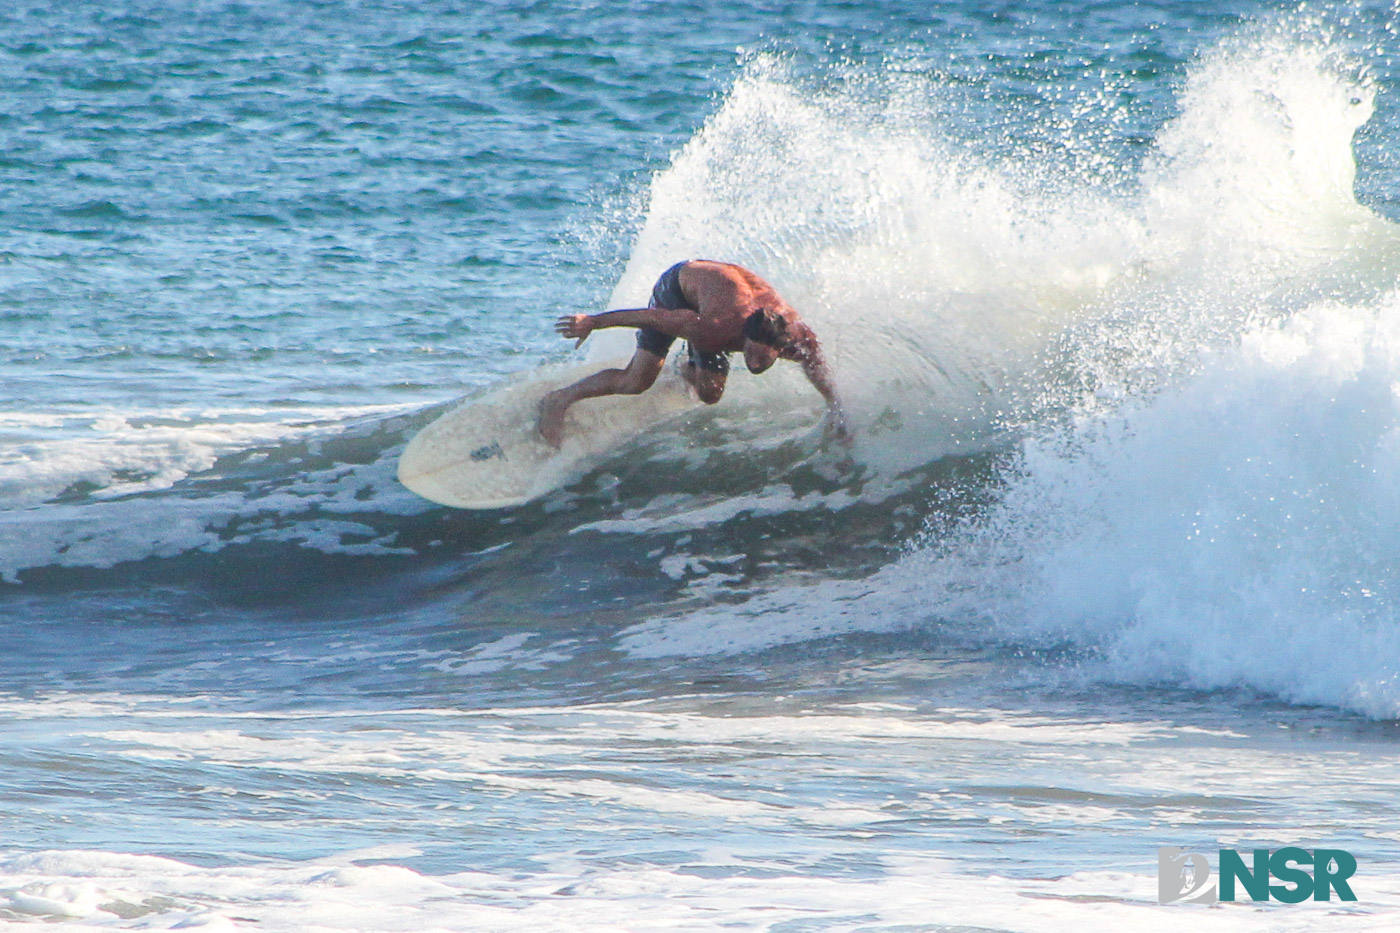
[742,308,789,347]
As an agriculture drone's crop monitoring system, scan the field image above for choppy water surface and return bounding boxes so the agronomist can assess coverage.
[3,1,1400,929]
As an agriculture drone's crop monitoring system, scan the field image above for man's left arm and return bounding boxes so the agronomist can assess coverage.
[786,332,849,440]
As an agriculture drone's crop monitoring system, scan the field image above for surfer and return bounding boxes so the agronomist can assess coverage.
[537,260,846,446]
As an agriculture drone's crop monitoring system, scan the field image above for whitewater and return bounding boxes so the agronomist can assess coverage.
[2,1,1400,930]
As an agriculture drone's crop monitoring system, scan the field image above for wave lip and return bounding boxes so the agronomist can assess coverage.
[0,404,433,586]
[0,404,416,511]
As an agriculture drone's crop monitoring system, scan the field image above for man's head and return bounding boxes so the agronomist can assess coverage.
[742,308,788,373]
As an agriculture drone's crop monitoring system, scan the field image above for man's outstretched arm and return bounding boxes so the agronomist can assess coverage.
[786,334,849,439]
[555,307,696,346]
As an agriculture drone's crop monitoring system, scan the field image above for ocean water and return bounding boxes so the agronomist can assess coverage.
[4,0,1400,929]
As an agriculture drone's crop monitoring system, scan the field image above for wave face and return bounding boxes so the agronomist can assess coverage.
[4,8,1400,720]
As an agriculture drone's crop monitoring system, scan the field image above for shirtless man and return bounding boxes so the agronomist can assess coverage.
[537,260,845,446]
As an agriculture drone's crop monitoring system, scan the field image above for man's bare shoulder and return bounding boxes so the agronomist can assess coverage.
[687,261,791,305]
[685,259,737,272]
[684,260,749,283]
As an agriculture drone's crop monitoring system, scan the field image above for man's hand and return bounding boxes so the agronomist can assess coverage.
[823,405,852,445]
[555,313,594,348]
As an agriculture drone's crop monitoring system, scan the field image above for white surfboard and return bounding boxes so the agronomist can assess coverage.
[397,359,698,509]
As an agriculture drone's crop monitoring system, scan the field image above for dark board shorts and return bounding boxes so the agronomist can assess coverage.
[636,261,729,374]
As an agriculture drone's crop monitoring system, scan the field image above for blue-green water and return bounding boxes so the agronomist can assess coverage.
[4,1,1400,929]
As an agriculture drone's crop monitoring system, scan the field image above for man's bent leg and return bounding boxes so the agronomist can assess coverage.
[679,361,727,405]
[537,349,667,446]
[681,344,729,405]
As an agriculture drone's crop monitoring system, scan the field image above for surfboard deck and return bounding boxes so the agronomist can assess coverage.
[397,360,697,509]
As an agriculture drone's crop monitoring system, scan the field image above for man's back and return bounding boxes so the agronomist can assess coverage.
[680,261,796,354]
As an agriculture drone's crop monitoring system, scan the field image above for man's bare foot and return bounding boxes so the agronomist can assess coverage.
[823,407,852,445]
[537,392,569,447]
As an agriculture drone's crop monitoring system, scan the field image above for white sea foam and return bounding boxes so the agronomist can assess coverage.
[876,32,1400,718]
[572,482,876,536]
[902,293,1400,718]
[12,847,1400,932]
[3,691,1400,930]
